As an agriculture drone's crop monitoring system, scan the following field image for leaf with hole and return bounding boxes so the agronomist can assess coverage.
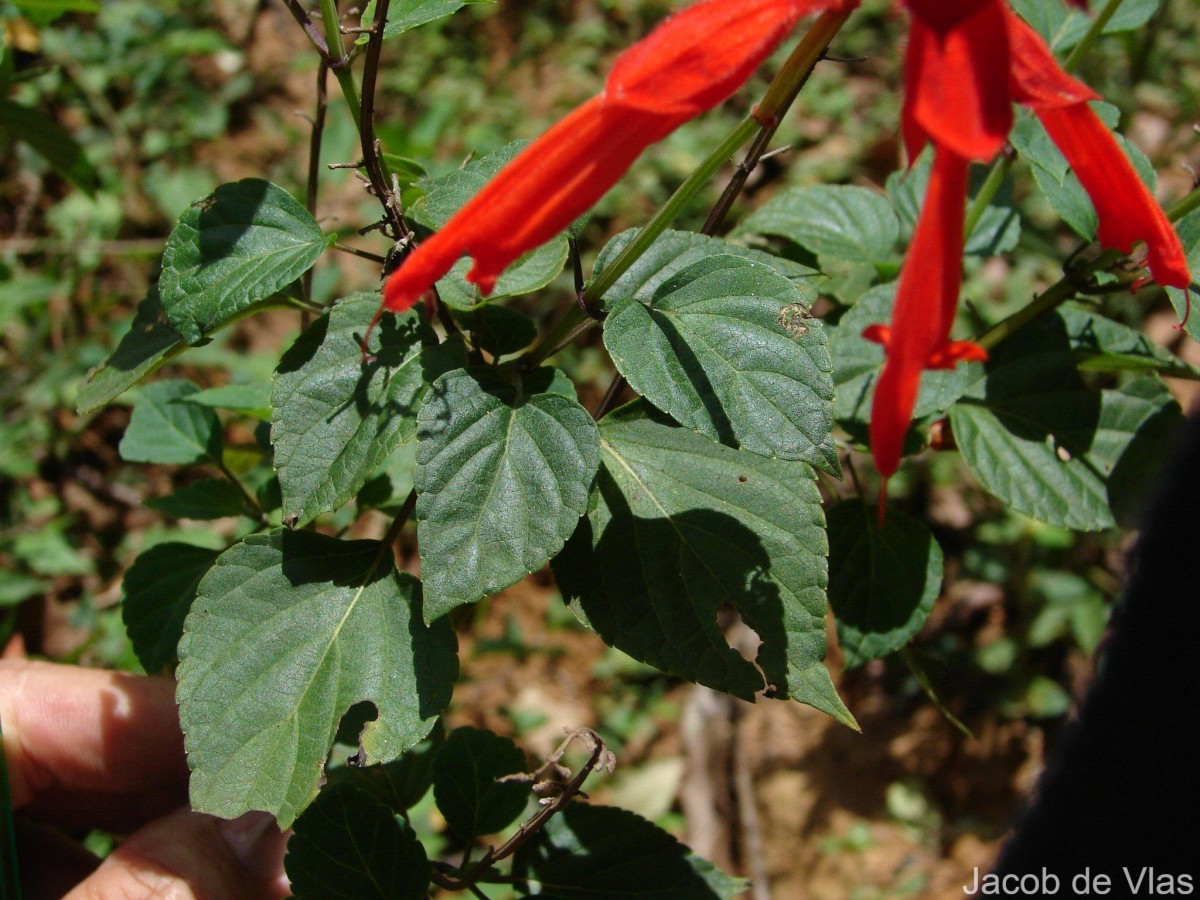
[554,402,853,724]
[604,255,838,472]
[176,531,458,827]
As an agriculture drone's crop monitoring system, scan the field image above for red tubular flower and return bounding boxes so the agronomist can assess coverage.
[863,147,986,516]
[1006,11,1192,292]
[864,0,1191,508]
[383,0,856,314]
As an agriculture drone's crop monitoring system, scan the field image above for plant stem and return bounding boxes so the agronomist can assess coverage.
[523,12,852,372]
[358,0,407,240]
[1064,0,1128,74]
[704,8,852,235]
[317,0,366,137]
[1167,182,1200,222]
[303,60,330,307]
[583,116,759,306]
[963,150,1014,241]
[216,459,268,525]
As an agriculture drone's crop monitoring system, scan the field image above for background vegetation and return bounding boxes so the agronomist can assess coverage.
[2,0,1198,896]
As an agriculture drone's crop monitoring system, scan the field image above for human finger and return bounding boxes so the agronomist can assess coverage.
[0,659,188,812]
[62,808,290,900]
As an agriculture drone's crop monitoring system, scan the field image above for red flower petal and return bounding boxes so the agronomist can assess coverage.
[901,0,1013,162]
[383,0,845,314]
[1007,11,1190,292]
[866,146,980,482]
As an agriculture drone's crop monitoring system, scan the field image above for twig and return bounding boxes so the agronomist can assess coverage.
[333,242,387,264]
[358,0,409,242]
[303,60,330,307]
[281,0,331,57]
[593,373,627,420]
[703,18,848,236]
[437,729,615,893]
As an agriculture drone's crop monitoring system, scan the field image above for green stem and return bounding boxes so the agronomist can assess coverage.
[1167,183,1200,222]
[583,116,759,306]
[521,9,851,370]
[318,0,363,123]
[585,9,850,306]
[963,152,1014,241]
[978,250,1122,350]
[1064,0,1127,74]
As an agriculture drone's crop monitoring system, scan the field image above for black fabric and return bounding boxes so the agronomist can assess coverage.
[992,414,1200,892]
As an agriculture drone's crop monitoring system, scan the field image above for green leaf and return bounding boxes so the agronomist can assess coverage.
[185,383,273,418]
[886,149,1020,257]
[272,294,465,528]
[604,255,838,472]
[736,185,899,264]
[1058,304,1199,378]
[0,572,45,608]
[1010,0,1161,51]
[177,531,458,827]
[145,478,250,520]
[121,542,220,674]
[513,804,747,899]
[286,783,430,900]
[416,366,600,621]
[950,314,1185,530]
[11,0,100,13]
[432,727,529,841]
[0,98,98,194]
[160,179,327,344]
[436,243,570,310]
[554,402,853,724]
[326,728,442,812]
[76,288,186,415]
[455,304,537,358]
[827,283,975,429]
[412,142,569,309]
[826,502,943,669]
[1010,105,1155,242]
[119,380,223,465]
[592,228,820,302]
[1165,209,1200,341]
[359,0,492,40]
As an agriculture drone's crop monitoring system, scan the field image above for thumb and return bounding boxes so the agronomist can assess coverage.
[63,809,290,900]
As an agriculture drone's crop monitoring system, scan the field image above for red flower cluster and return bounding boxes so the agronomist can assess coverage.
[380,0,1191,511]
[867,0,1191,507]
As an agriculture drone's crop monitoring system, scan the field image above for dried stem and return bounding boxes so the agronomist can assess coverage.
[435,729,614,893]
